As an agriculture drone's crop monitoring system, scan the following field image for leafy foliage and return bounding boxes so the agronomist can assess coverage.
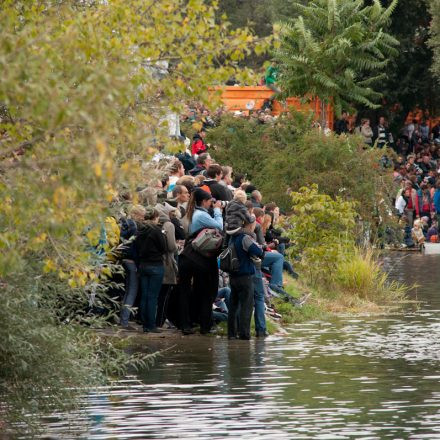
[284,187,408,305]
[0,0,269,432]
[285,184,357,280]
[428,0,440,83]
[208,111,395,229]
[274,0,399,123]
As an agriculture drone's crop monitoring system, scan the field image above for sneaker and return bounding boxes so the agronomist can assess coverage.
[256,331,269,337]
[182,328,195,335]
[143,327,161,333]
[164,319,176,329]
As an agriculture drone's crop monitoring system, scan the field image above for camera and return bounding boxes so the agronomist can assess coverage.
[211,198,229,209]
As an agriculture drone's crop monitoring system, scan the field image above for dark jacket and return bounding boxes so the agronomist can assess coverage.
[119,218,138,260]
[203,179,233,202]
[135,223,167,265]
[334,119,348,135]
[231,233,264,277]
[176,152,196,173]
[189,164,205,176]
[225,200,254,233]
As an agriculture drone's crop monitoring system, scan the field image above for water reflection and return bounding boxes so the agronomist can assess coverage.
[45,255,440,439]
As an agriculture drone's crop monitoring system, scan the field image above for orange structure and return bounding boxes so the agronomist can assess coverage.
[213,86,334,128]
[405,109,440,128]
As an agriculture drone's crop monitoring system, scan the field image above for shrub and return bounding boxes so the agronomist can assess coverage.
[285,184,357,283]
[207,111,395,232]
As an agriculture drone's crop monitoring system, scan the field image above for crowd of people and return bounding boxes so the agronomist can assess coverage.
[102,101,440,341]
[110,111,300,340]
[391,121,440,247]
[334,111,440,247]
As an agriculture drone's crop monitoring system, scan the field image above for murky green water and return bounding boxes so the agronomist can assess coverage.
[47,254,440,439]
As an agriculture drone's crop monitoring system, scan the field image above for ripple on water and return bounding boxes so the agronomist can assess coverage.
[40,254,440,439]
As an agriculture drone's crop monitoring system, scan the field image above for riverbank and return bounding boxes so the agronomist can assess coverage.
[98,262,412,345]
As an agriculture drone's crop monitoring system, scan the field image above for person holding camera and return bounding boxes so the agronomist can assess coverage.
[178,188,224,335]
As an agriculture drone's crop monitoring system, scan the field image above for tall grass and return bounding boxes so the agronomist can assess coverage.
[333,248,408,302]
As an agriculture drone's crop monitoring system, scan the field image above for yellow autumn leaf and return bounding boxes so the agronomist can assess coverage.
[96,139,106,155]
[43,258,56,273]
[93,163,102,178]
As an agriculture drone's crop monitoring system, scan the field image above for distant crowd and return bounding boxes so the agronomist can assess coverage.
[334,111,440,247]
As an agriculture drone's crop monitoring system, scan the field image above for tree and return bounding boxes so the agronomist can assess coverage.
[0,0,268,433]
[275,0,399,128]
[363,0,438,132]
[428,0,440,82]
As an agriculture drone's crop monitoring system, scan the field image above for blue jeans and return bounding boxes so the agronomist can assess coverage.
[253,269,266,333]
[120,260,139,326]
[216,287,231,312]
[138,263,164,331]
[263,251,284,287]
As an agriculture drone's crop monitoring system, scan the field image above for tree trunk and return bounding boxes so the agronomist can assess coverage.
[320,100,327,130]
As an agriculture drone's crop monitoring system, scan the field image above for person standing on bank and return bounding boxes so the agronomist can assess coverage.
[228,217,264,340]
[135,206,167,333]
[179,188,224,335]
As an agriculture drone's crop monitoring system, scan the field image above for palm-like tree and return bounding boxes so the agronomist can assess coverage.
[276,0,399,128]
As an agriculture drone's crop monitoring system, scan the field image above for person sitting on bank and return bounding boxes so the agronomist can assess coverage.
[411,219,425,246]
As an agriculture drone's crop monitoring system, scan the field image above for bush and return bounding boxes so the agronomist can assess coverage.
[285,184,358,283]
[284,186,408,304]
[207,111,395,231]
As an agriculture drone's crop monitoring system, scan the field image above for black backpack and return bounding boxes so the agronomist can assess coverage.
[218,239,240,273]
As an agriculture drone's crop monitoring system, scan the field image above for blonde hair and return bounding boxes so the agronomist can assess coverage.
[177,175,195,185]
[129,204,146,223]
[194,174,205,186]
[233,189,247,204]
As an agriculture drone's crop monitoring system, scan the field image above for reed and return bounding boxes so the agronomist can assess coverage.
[333,248,408,302]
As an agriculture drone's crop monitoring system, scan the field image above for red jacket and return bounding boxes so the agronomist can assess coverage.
[191,137,207,155]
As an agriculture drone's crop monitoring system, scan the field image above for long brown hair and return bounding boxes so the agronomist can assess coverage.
[186,192,197,223]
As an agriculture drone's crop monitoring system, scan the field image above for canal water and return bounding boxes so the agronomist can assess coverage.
[47,254,440,439]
